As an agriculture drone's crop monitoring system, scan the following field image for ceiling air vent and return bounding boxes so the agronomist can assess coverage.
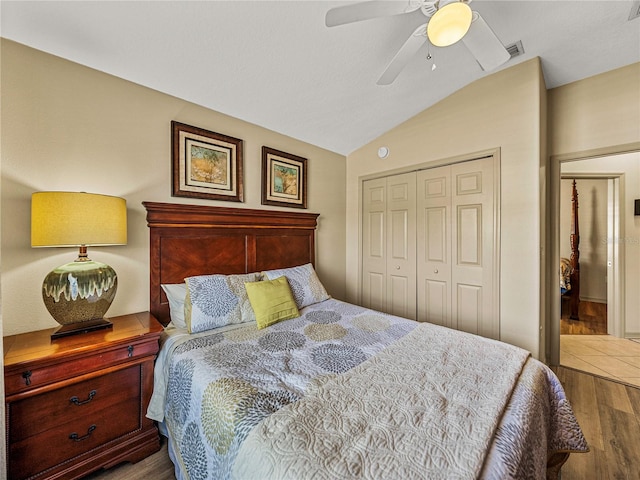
[505,40,524,58]
[629,1,640,20]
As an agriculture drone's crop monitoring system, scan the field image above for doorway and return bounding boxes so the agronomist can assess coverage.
[558,174,617,336]
[550,150,640,385]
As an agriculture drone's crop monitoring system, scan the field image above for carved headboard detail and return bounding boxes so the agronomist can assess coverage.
[143,202,319,326]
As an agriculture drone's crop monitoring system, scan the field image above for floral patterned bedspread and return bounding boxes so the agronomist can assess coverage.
[148,299,587,480]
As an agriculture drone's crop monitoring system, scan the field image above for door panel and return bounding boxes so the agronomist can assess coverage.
[451,158,496,338]
[417,166,451,325]
[386,173,416,320]
[362,173,416,319]
[424,279,448,326]
[389,274,411,318]
[362,178,387,310]
[390,210,409,259]
[457,204,482,266]
[365,272,385,312]
[456,283,483,334]
[426,207,447,263]
[368,211,385,258]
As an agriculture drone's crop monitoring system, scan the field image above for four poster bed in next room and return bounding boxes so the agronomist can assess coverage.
[560,179,581,321]
[143,201,588,480]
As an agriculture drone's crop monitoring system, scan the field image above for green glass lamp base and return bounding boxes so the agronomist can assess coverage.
[51,318,113,340]
[42,259,118,332]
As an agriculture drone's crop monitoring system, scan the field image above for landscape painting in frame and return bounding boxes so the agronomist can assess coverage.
[261,146,307,209]
[172,121,244,202]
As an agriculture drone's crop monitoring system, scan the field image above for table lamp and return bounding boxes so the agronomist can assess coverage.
[31,192,127,339]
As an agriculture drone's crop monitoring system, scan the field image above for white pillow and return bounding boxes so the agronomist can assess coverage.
[262,263,330,309]
[185,272,261,333]
[161,283,188,329]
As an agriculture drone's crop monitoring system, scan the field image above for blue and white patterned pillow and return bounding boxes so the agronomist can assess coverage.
[262,263,330,309]
[184,272,261,333]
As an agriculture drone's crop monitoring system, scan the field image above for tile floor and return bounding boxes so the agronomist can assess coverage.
[560,334,640,387]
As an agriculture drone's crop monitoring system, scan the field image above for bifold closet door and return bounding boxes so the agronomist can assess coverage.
[362,173,417,319]
[416,165,452,327]
[362,177,387,313]
[417,158,497,338]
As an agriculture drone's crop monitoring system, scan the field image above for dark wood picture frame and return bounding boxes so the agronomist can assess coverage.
[261,146,308,209]
[172,121,244,202]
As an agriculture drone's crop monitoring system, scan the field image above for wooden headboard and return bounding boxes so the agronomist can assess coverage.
[143,202,319,326]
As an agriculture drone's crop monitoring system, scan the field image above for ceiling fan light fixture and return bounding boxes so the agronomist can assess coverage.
[427,1,473,47]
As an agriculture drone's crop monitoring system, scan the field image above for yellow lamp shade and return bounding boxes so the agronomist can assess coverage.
[427,2,473,47]
[31,191,127,338]
[31,191,127,247]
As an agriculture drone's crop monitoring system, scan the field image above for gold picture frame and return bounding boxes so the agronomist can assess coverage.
[172,121,243,202]
[261,146,307,209]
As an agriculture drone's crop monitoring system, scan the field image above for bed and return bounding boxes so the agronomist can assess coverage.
[561,179,580,320]
[143,201,588,480]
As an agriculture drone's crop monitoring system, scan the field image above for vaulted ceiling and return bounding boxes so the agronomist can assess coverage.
[2,1,639,154]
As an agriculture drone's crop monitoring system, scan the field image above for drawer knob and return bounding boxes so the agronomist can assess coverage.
[128,345,134,357]
[69,424,96,442]
[70,390,97,406]
[22,371,32,386]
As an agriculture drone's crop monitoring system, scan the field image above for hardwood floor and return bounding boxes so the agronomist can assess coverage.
[84,367,639,480]
[561,299,607,334]
[83,438,175,480]
[556,366,640,480]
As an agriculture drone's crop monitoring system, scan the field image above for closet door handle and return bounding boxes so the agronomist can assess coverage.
[434,269,439,274]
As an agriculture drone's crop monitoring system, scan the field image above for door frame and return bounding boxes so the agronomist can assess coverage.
[548,142,639,365]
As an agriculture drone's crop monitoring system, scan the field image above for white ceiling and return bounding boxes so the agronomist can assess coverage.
[2,1,639,155]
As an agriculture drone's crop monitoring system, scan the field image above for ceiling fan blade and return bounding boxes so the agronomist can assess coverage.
[462,13,511,71]
[326,1,421,27]
[377,23,428,85]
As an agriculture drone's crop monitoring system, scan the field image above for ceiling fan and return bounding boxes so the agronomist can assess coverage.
[325,0,511,85]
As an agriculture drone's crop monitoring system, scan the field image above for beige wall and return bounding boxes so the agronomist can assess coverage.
[548,63,640,157]
[0,40,347,336]
[346,58,546,357]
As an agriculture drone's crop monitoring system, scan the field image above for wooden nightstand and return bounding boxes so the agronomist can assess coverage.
[3,312,164,480]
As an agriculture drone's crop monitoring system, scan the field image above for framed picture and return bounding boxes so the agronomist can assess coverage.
[172,121,243,202]
[261,147,308,209]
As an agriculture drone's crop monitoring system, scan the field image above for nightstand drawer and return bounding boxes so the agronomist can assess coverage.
[9,365,140,442]
[5,338,157,396]
[9,394,141,480]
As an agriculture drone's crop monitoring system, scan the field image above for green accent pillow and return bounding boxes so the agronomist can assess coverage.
[245,276,300,329]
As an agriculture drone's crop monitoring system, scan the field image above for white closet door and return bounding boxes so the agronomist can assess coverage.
[362,173,417,319]
[362,177,387,312]
[362,159,496,338]
[416,158,497,339]
[451,158,496,338]
[416,165,451,326]
[386,173,417,319]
